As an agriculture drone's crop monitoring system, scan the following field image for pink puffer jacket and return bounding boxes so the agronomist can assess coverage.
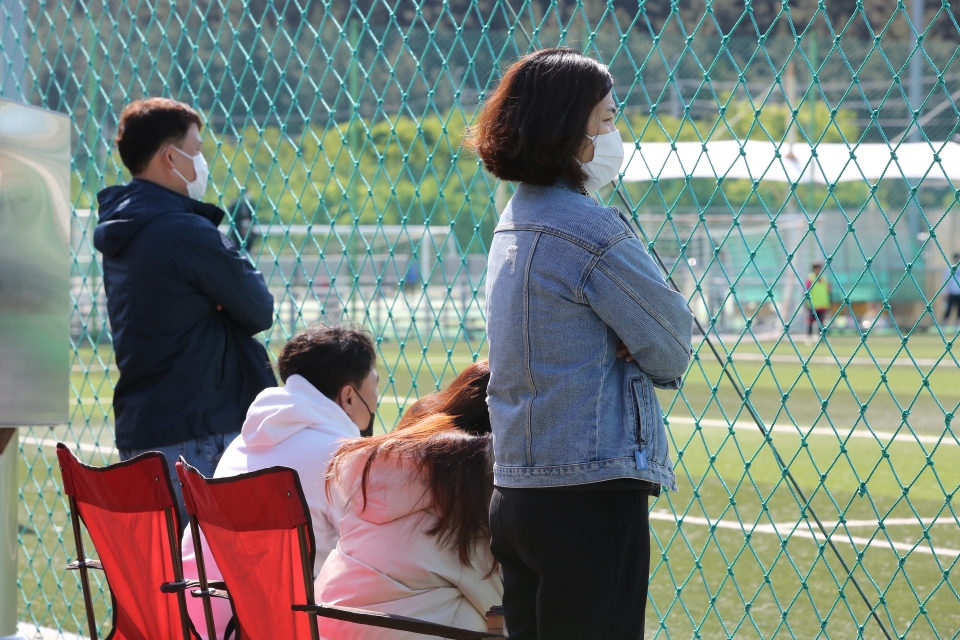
[314,451,502,640]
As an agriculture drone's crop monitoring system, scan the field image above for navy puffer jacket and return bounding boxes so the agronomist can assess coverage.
[95,179,276,449]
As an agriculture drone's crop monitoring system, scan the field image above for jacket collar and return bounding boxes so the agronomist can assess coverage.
[553,177,584,195]
[127,179,226,226]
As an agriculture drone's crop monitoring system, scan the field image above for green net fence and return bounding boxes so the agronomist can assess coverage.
[4,0,960,637]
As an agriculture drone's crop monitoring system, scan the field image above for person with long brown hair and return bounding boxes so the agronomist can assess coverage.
[314,360,502,639]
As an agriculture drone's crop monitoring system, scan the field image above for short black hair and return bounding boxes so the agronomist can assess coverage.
[465,48,614,187]
[277,324,376,401]
[115,98,203,175]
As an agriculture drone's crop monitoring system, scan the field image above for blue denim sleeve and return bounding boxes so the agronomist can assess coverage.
[583,235,694,387]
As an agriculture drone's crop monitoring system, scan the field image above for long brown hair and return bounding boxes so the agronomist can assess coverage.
[327,361,493,567]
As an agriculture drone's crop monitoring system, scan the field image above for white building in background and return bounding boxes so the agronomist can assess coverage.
[620,140,960,185]
[617,140,960,330]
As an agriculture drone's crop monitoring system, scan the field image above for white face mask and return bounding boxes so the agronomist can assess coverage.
[171,146,209,200]
[580,129,624,194]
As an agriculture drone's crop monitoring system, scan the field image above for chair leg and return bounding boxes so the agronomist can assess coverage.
[189,514,218,640]
[69,497,99,640]
[165,507,193,640]
[309,611,320,640]
[296,525,321,640]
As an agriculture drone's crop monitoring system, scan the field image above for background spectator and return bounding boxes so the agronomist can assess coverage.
[943,253,960,325]
[229,195,262,255]
[806,262,832,336]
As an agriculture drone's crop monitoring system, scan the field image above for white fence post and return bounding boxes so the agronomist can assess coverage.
[0,428,25,640]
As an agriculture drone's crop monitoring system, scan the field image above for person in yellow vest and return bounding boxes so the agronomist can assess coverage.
[805,262,831,336]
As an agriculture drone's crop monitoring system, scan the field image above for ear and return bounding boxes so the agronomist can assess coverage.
[157,144,177,171]
[336,384,353,411]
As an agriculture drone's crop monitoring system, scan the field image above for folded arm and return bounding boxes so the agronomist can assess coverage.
[584,235,694,388]
[181,224,275,335]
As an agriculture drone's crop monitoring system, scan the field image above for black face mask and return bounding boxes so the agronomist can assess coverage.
[352,386,376,437]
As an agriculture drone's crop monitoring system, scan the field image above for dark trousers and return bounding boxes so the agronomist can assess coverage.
[807,308,828,335]
[489,486,650,640]
[119,431,239,532]
[944,294,960,322]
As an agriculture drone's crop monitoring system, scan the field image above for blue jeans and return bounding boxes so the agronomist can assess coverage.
[119,432,240,531]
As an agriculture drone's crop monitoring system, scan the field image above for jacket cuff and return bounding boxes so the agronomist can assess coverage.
[652,377,683,391]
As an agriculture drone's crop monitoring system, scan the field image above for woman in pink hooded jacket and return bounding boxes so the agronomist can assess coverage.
[315,361,502,639]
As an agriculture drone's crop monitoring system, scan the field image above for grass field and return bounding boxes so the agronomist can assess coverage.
[16,332,960,638]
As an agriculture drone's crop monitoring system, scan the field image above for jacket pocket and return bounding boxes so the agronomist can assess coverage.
[217,316,230,387]
[631,375,666,465]
[629,376,646,447]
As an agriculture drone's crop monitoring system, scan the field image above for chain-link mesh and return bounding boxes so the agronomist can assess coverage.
[4,0,960,637]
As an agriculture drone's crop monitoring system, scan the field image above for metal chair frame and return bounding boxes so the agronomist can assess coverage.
[180,458,502,640]
[59,445,195,640]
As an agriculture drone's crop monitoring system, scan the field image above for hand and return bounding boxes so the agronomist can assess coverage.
[617,341,634,362]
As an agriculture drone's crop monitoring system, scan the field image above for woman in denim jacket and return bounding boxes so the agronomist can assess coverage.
[466,48,694,639]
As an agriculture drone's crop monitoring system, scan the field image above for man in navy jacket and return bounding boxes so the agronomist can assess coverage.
[94,98,276,522]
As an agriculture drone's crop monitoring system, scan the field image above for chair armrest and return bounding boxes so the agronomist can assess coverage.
[66,559,103,571]
[292,603,504,639]
[161,580,228,594]
[160,580,192,594]
[191,587,231,601]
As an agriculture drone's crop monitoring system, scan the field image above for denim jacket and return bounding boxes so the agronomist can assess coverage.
[485,180,694,491]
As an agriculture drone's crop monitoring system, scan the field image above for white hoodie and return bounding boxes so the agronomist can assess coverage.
[314,450,503,640]
[180,374,360,639]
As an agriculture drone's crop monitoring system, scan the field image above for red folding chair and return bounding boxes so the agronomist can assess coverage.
[56,443,200,640]
[176,458,503,640]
